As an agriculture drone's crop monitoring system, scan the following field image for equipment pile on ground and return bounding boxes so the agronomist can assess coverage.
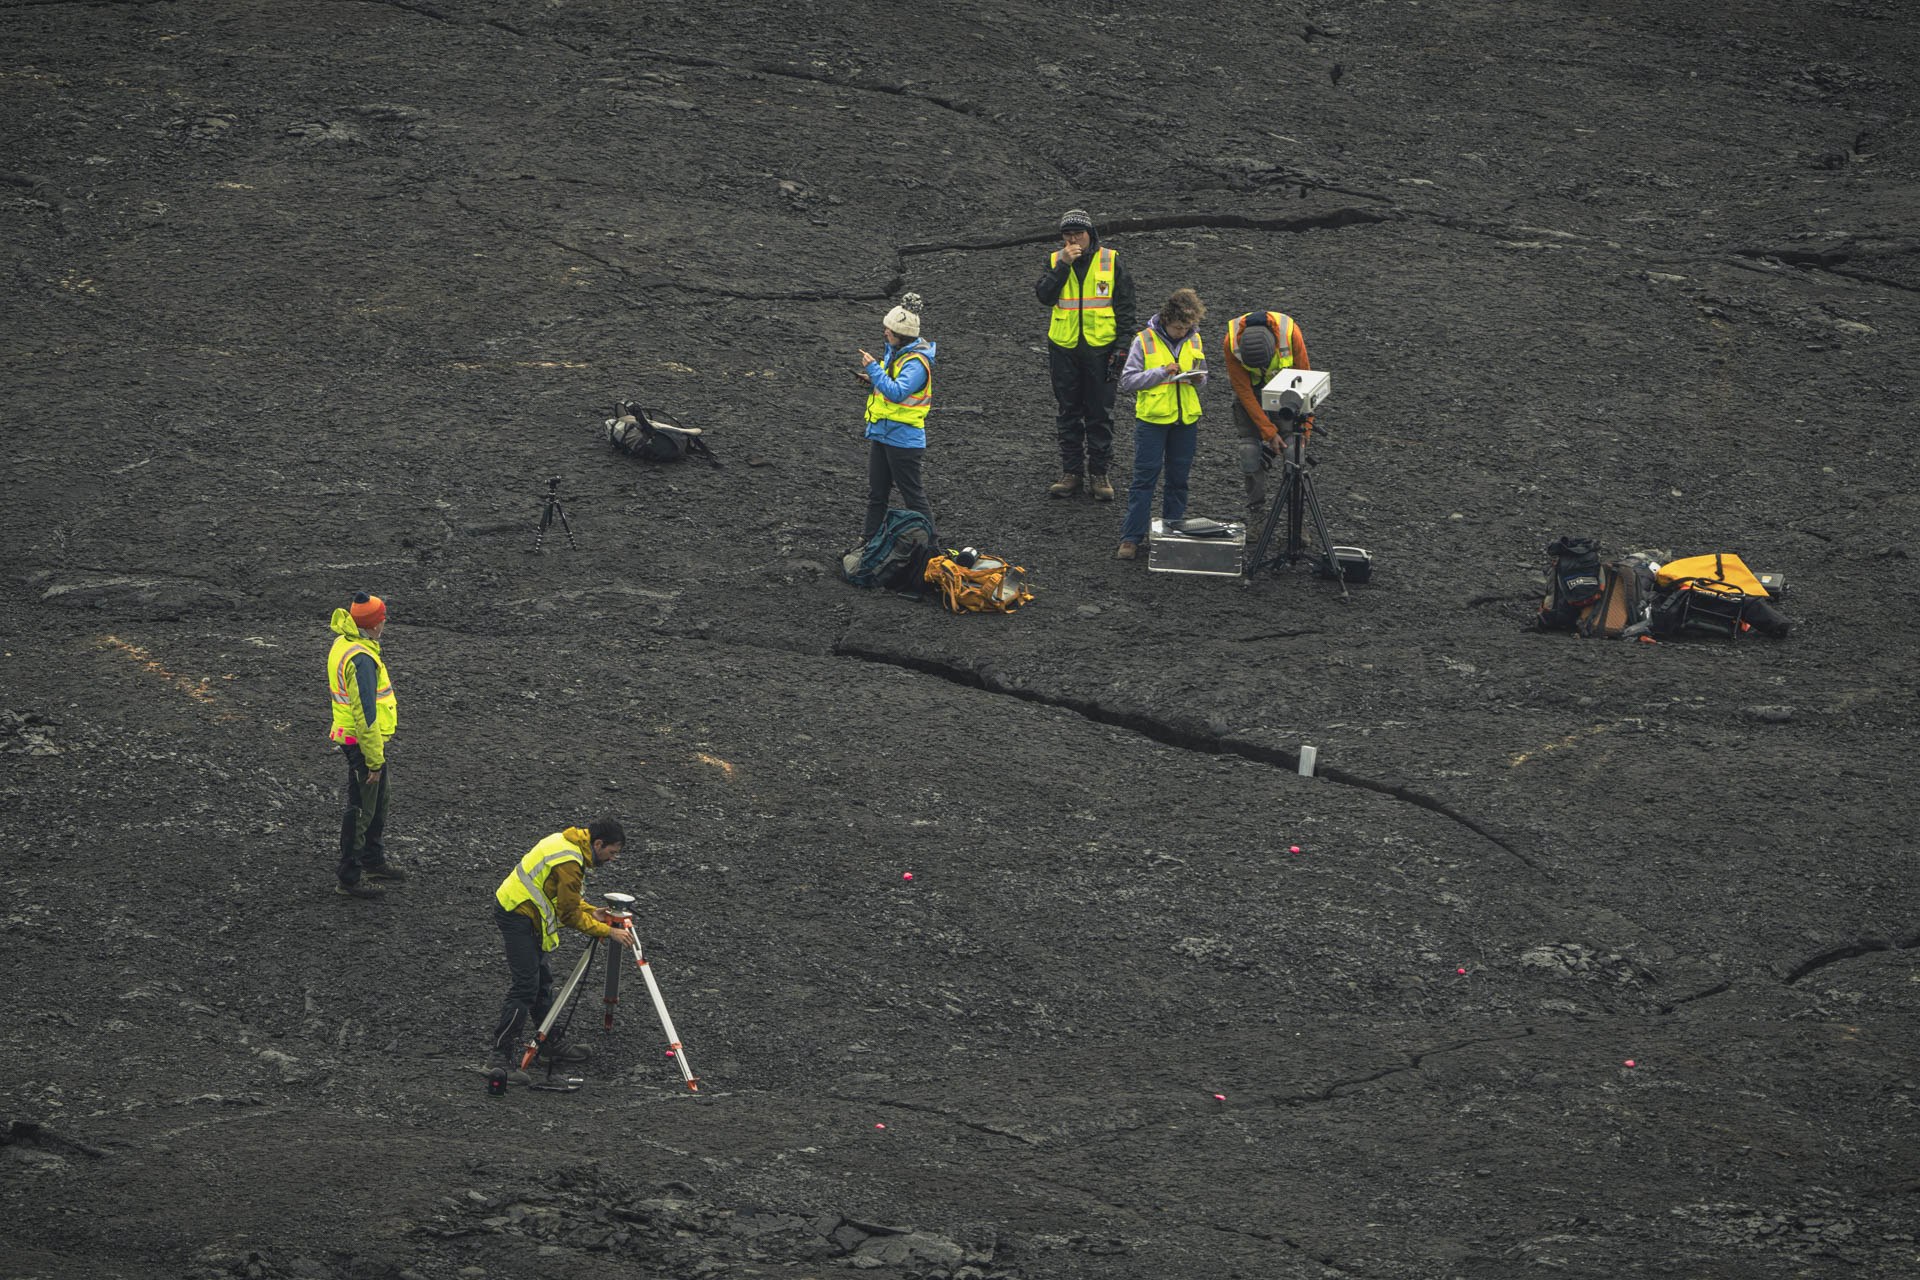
[1536,538,1790,640]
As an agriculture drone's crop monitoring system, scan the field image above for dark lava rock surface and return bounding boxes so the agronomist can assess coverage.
[3,2,1918,1278]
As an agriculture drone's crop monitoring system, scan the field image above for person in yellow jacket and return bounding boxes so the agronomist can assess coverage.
[325,592,404,899]
[485,819,636,1082]
[1037,209,1137,500]
[1113,288,1209,560]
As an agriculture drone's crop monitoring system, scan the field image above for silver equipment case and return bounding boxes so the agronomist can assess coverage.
[1148,518,1247,577]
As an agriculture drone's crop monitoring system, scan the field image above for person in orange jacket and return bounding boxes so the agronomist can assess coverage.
[1222,310,1313,516]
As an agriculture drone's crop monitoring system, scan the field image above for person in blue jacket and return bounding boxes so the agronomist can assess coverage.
[855,304,937,541]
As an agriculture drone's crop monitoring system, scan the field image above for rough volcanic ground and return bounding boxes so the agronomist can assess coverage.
[4,1,1919,1278]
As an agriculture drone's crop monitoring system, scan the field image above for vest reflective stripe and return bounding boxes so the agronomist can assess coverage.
[1047,248,1118,347]
[327,636,398,743]
[864,349,934,430]
[1227,311,1297,383]
[494,834,587,952]
[1132,328,1204,424]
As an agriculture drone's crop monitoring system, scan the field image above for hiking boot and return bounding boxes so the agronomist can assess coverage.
[1115,540,1138,561]
[1089,472,1115,502]
[1047,471,1083,498]
[363,862,409,884]
[334,879,384,900]
[537,1042,592,1065]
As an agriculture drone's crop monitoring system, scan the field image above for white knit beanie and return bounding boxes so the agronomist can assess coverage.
[883,304,921,338]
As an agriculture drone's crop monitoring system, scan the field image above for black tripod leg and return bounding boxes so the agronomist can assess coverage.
[555,504,578,551]
[1247,476,1291,576]
[1298,473,1350,600]
[532,503,552,554]
[1288,471,1306,562]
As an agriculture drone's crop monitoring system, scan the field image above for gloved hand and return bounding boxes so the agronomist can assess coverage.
[1106,349,1125,380]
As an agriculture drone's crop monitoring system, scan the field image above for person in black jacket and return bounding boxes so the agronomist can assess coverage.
[1035,209,1137,501]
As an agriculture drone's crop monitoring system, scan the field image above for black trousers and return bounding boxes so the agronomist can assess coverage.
[864,440,933,540]
[336,744,390,886]
[1048,342,1118,474]
[488,907,554,1056]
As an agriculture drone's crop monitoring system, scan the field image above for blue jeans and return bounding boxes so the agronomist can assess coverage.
[1121,419,1198,543]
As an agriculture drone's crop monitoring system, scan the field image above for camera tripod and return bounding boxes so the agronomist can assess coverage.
[511,893,700,1093]
[1245,428,1349,599]
[531,476,577,554]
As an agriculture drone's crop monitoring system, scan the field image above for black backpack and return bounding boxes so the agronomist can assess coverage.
[607,402,718,466]
[1537,536,1604,630]
[1648,581,1792,640]
[843,509,937,593]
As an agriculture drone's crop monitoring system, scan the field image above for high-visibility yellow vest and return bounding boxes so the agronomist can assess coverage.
[1132,327,1204,425]
[1047,247,1118,348]
[864,345,934,430]
[495,831,588,952]
[1226,311,1298,382]
[327,634,397,746]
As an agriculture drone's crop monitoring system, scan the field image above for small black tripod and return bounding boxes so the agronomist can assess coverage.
[1245,429,1348,599]
[531,476,577,554]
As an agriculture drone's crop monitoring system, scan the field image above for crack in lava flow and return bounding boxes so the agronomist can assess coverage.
[835,642,1531,867]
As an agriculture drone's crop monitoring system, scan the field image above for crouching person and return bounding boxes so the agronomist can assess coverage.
[486,819,635,1083]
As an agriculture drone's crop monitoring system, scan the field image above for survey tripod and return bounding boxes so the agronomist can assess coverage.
[514,892,699,1093]
[530,476,578,554]
[1244,426,1349,600]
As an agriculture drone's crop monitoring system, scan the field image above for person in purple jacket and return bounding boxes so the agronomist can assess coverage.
[854,303,937,540]
[1113,288,1209,560]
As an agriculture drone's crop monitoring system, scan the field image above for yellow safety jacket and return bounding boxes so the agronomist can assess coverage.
[495,829,600,952]
[1133,327,1205,425]
[1047,247,1119,348]
[1226,311,1299,382]
[326,608,397,766]
[864,343,934,431]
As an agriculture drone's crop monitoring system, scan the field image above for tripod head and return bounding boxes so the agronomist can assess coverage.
[601,890,636,943]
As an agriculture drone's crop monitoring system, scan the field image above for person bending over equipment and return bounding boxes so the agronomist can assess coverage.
[485,819,636,1084]
[1222,309,1313,516]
